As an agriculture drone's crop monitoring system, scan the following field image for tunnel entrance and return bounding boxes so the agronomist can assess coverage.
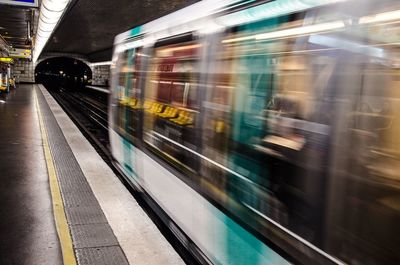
[35,57,92,90]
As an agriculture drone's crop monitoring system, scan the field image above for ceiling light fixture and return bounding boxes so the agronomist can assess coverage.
[32,0,71,63]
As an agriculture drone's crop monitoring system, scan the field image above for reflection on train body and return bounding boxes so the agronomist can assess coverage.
[110,0,400,264]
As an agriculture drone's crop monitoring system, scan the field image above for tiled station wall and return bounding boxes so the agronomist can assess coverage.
[12,59,35,83]
[91,65,110,86]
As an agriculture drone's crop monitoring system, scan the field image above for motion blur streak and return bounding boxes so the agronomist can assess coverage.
[110,0,400,264]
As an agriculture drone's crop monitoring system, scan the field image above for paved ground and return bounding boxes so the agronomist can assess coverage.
[0,85,62,265]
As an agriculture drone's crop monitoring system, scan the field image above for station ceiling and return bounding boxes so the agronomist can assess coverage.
[44,0,198,62]
[0,5,36,50]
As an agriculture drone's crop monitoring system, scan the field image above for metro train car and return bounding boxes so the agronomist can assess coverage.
[109,0,400,264]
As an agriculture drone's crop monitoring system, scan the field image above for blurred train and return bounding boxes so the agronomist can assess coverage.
[109,0,400,264]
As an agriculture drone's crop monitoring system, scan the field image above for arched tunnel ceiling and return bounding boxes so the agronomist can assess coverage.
[44,0,199,62]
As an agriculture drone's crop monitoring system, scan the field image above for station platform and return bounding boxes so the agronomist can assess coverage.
[0,84,184,265]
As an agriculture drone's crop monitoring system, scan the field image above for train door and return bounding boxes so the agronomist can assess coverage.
[322,31,400,264]
[140,34,235,263]
[109,50,124,167]
[198,28,286,264]
[110,46,145,183]
[199,14,340,262]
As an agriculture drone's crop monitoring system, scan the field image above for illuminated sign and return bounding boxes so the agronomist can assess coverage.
[0,58,14,64]
[0,0,38,7]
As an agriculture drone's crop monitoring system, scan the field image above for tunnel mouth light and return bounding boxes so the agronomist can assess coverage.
[33,0,71,63]
[90,61,112,67]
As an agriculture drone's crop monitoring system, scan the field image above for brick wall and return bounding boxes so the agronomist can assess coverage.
[91,65,110,86]
[12,59,35,83]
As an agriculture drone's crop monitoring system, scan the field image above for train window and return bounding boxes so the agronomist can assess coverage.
[186,83,199,109]
[143,40,201,173]
[171,82,185,106]
[157,81,171,103]
[197,28,339,246]
[114,48,144,142]
[110,50,129,134]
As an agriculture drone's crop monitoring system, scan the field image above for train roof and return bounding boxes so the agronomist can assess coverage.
[114,0,345,47]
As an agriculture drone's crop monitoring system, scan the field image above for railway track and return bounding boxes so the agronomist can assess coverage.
[48,87,111,163]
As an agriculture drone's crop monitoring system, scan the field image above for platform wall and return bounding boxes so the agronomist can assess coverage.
[12,59,35,83]
[91,65,110,86]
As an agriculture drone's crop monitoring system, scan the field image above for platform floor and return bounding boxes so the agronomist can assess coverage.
[0,85,62,265]
[0,84,183,265]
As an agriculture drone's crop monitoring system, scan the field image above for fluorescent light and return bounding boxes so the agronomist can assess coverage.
[33,0,71,63]
[309,35,385,58]
[359,9,400,25]
[198,21,225,35]
[256,21,345,40]
[90,61,112,67]
[222,36,253,44]
[222,20,345,43]
[161,44,202,53]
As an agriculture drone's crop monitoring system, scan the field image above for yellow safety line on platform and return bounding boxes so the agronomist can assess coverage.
[34,88,77,265]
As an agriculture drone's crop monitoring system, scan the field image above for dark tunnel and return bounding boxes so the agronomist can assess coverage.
[35,57,92,90]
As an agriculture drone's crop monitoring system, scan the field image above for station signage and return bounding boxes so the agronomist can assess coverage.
[0,0,38,7]
[0,58,14,64]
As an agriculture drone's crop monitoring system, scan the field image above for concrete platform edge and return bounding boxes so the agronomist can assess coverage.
[38,84,185,265]
[35,85,129,265]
